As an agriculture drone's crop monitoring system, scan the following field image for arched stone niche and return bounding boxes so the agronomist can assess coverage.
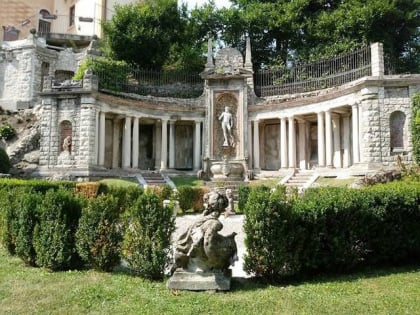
[59,120,72,153]
[214,92,238,159]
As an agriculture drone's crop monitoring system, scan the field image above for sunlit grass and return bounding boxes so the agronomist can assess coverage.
[1,246,419,315]
[99,178,139,188]
[315,176,358,187]
[170,176,204,187]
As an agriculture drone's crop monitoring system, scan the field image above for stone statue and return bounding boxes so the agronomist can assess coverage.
[219,106,233,146]
[62,136,71,152]
[225,188,235,217]
[172,190,237,272]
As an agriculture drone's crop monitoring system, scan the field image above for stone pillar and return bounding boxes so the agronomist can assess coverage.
[332,114,342,168]
[317,112,325,167]
[95,110,99,164]
[288,116,296,168]
[248,120,253,168]
[280,117,288,168]
[160,119,168,170]
[253,120,260,170]
[342,114,351,168]
[169,120,176,169]
[112,118,120,169]
[122,116,132,168]
[352,104,360,164]
[325,110,333,167]
[194,121,201,171]
[132,117,139,169]
[297,120,307,170]
[154,123,161,170]
[370,42,384,77]
[98,111,106,166]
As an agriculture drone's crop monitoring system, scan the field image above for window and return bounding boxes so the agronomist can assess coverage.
[69,6,75,27]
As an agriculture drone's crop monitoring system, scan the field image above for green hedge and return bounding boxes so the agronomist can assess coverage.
[76,194,122,271]
[0,178,75,193]
[0,148,11,174]
[244,181,420,281]
[122,192,175,279]
[177,185,207,213]
[411,93,420,163]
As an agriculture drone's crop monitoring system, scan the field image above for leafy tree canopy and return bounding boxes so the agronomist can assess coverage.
[102,0,420,72]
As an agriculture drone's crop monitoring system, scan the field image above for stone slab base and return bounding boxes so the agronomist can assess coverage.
[167,269,232,291]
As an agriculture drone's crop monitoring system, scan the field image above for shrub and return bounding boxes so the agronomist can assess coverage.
[177,185,195,213]
[98,184,143,211]
[0,178,75,193]
[0,124,16,140]
[411,93,420,163]
[33,189,83,270]
[15,189,42,266]
[192,186,209,213]
[243,181,420,281]
[0,188,20,254]
[76,194,122,271]
[238,185,251,212]
[0,147,11,174]
[122,192,175,280]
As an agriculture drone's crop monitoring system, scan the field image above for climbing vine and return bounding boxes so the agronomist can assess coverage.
[411,93,420,164]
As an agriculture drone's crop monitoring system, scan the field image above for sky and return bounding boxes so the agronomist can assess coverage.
[180,0,232,9]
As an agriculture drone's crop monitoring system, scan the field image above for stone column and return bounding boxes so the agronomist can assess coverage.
[253,120,260,170]
[332,114,342,168]
[95,110,99,164]
[280,117,288,168]
[317,112,325,167]
[288,116,296,168]
[325,110,333,167]
[98,111,106,166]
[248,120,253,168]
[160,119,168,170]
[297,120,307,170]
[342,114,351,168]
[132,117,139,169]
[194,121,201,171]
[352,104,360,164]
[122,116,132,168]
[112,118,120,169]
[169,120,176,169]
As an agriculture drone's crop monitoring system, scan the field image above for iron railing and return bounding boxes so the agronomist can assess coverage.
[96,67,204,99]
[254,46,372,97]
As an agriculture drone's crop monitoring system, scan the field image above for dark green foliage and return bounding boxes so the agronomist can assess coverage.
[98,184,143,212]
[15,189,42,266]
[76,194,122,271]
[0,124,16,140]
[160,184,174,201]
[244,181,420,281]
[33,189,83,271]
[0,148,11,174]
[0,178,75,193]
[411,93,420,164]
[0,188,20,254]
[237,185,250,212]
[177,185,195,212]
[122,192,175,279]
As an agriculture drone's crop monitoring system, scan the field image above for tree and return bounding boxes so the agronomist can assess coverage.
[103,0,182,69]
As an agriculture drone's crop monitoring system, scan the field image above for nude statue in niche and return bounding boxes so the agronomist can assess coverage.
[219,106,233,146]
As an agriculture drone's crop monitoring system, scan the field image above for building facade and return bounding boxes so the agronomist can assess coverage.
[34,40,420,179]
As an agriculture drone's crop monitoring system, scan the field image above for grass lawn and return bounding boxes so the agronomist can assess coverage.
[99,178,139,188]
[315,176,359,187]
[170,176,204,187]
[1,247,419,315]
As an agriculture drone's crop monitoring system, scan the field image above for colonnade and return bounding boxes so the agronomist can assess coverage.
[96,112,203,171]
[250,103,360,170]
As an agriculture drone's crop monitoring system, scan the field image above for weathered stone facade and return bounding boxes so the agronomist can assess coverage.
[2,38,418,178]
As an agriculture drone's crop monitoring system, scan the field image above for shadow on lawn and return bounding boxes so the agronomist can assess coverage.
[229,263,420,292]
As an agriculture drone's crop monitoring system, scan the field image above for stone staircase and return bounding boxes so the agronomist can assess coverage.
[281,170,318,190]
[136,172,175,188]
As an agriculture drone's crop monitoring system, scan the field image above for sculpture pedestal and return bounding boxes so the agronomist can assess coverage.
[167,269,232,291]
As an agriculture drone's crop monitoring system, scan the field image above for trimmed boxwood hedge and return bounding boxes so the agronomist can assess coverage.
[244,181,420,281]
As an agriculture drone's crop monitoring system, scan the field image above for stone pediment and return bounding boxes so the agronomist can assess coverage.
[201,47,253,79]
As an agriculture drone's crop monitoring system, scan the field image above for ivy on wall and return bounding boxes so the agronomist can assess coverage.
[412,93,420,164]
